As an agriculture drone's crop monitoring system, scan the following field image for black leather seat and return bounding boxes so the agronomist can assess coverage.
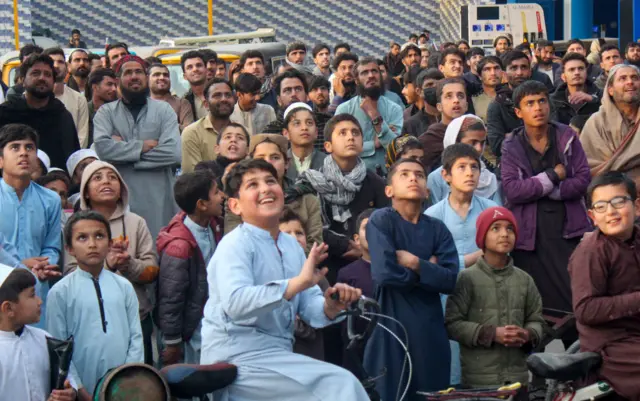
[160,363,237,398]
[527,352,602,381]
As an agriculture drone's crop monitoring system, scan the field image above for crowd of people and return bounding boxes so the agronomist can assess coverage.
[0,27,640,401]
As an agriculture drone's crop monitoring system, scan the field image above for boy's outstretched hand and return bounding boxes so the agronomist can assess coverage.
[324,283,362,320]
[284,243,329,300]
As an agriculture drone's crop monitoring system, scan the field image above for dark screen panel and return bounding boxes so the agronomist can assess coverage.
[477,7,500,20]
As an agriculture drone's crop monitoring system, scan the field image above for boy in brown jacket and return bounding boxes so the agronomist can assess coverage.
[445,206,544,389]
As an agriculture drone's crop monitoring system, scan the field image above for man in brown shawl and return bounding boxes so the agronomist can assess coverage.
[581,64,640,195]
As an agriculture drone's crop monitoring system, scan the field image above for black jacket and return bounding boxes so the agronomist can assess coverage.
[550,81,602,125]
[183,90,198,122]
[486,85,522,158]
[554,63,602,87]
[0,95,79,169]
[319,170,389,284]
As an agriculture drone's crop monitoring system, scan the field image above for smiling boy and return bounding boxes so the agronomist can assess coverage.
[200,158,369,400]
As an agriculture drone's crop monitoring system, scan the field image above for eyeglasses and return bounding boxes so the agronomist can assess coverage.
[591,196,632,213]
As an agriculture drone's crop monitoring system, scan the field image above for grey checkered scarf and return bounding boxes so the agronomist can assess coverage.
[299,156,367,223]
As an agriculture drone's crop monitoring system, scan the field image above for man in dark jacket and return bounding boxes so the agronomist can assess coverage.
[0,54,79,169]
[156,170,224,366]
[501,81,591,347]
[487,50,555,158]
[550,53,602,125]
[553,39,602,86]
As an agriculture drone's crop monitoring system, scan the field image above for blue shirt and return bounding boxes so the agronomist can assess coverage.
[383,90,404,108]
[425,194,497,385]
[200,223,337,364]
[46,268,143,394]
[427,166,502,205]
[184,216,216,264]
[0,180,61,329]
[335,95,402,172]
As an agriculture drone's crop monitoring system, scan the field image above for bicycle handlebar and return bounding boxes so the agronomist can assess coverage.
[331,293,381,345]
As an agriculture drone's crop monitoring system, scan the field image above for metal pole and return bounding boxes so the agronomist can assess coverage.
[208,0,213,35]
[13,0,20,50]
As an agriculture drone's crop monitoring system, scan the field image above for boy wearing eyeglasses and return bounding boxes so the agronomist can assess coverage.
[568,171,640,401]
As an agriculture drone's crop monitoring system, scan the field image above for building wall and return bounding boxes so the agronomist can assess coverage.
[0,0,33,55]
[28,0,492,56]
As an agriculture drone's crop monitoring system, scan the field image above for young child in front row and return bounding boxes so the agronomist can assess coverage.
[47,211,144,400]
[0,266,77,401]
[200,158,369,400]
[156,169,224,367]
[279,208,330,361]
[445,206,544,390]
[426,143,498,385]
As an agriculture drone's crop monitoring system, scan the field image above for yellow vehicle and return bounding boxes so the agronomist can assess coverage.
[1,46,187,87]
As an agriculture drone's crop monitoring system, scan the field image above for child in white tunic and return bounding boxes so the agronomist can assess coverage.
[200,159,369,401]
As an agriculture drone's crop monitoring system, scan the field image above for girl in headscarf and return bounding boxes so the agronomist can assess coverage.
[427,114,501,204]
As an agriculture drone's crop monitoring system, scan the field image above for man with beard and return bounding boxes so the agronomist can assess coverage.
[230,73,276,136]
[87,68,117,147]
[335,57,402,173]
[472,56,503,122]
[0,54,79,170]
[377,59,405,106]
[581,64,640,193]
[5,45,43,102]
[308,75,331,114]
[328,52,358,112]
[312,43,331,78]
[181,51,209,121]
[286,41,313,76]
[148,63,194,132]
[493,35,511,58]
[595,45,624,91]
[240,50,278,109]
[67,49,90,93]
[550,53,602,125]
[43,48,90,149]
[533,40,561,87]
[625,42,640,68]
[93,55,181,238]
[487,50,540,158]
[263,69,331,143]
[398,43,421,82]
[181,78,236,173]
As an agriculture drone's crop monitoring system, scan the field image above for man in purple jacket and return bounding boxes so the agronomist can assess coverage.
[501,80,592,347]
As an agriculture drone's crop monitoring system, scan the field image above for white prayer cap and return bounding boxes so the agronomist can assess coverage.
[37,150,51,172]
[48,167,65,174]
[66,149,98,177]
[443,114,485,149]
[0,264,14,288]
[283,102,312,120]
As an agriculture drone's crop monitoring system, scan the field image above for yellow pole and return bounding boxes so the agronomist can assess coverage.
[208,0,213,35]
[13,0,20,50]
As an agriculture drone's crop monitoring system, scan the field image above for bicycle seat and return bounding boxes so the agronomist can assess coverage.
[160,363,237,398]
[527,352,602,381]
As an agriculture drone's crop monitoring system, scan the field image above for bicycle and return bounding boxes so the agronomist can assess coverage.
[527,340,614,401]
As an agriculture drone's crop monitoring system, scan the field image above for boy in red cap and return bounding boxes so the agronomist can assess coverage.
[445,206,544,390]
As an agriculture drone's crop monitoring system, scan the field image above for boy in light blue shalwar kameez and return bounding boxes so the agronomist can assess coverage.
[200,159,369,401]
[426,143,497,387]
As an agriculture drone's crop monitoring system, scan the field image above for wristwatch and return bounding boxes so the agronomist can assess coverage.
[371,116,383,126]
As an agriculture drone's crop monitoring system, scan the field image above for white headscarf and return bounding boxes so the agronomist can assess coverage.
[443,114,498,198]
